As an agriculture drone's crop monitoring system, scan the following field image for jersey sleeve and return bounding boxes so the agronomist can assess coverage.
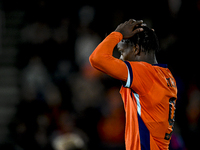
[89,32,128,81]
[89,32,155,94]
[123,61,155,95]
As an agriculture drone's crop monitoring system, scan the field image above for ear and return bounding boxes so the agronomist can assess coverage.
[133,44,140,55]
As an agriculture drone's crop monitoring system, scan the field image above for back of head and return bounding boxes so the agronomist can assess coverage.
[124,26,159,53]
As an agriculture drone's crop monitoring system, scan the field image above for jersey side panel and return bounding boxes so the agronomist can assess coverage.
[120,87,141,150]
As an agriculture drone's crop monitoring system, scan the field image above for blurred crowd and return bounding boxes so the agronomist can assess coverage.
[1,0,200,150]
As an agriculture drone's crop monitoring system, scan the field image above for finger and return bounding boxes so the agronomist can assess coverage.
[129,20,143,32]
[128,19,136,24]
[131,28,144,35]
[136,23,146,28]
[141,23,147,26]
[133,20,143,26]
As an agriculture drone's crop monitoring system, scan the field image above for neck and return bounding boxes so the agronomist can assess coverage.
[131,52,158,64]
[145,53,158,64]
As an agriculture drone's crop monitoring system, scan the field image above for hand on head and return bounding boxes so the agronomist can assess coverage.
[115,19,153,39]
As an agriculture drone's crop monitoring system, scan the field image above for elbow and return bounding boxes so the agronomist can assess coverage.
[89,54,93,65]
[89,54,98,68]
[89,53,103,70]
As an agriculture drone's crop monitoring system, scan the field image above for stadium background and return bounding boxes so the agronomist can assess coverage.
[0,0,199,149]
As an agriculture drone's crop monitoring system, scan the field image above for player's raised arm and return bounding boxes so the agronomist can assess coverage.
[89,19,143,81]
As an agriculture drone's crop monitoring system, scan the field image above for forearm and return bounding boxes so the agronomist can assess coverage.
[89,32,127,81]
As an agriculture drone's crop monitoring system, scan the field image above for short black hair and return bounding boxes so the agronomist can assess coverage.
[123,26,159,53]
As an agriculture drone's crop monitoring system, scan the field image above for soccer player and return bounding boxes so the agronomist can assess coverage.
[89,19,177,150]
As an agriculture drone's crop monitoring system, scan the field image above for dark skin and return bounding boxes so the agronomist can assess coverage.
[115,19,158,64]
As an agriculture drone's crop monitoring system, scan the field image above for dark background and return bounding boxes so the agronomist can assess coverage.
[0,0,199,150]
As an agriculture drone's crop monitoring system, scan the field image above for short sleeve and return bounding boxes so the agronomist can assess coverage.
[123,61,155,95]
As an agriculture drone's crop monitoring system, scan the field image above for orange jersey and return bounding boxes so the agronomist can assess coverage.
[89,32,178,150]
